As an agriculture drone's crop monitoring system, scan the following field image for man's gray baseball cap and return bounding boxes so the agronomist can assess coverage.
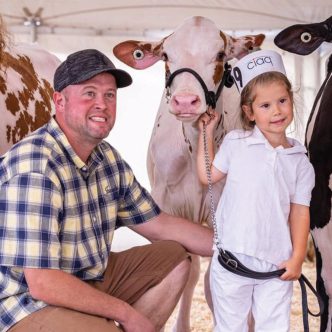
[54,49,132,92]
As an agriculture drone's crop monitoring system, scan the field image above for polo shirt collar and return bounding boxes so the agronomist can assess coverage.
[246,126,307,155]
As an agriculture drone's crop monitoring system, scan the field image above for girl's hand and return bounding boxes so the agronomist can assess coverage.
[279,257,303,281]
[198,108,220,133]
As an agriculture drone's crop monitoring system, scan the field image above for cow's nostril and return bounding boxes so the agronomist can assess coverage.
[192,97,199,105]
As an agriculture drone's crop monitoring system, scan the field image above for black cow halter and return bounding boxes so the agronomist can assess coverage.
[165,62,234,109]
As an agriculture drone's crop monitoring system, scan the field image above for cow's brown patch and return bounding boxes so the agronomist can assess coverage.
[0,74,6,94]
[141,43,153,53]
[34,100,51,131]
[6,53,39,90]
[0,16,10,66]
[213,63,224,85]
[153,42,163,55]
[6,124,10,143]
[5,93,20,115]
[40,79,53,111]
[165,62,170,74]
[9,110,32,144]
[243,35,265,50]
[2,51,53,145]
[220,31,227,47]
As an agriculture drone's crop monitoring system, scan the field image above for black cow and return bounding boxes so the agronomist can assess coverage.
[275,16,332,332]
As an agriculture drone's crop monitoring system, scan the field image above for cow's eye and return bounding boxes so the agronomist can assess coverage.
[133,49,144,60]
[161,52,168,62]
[216,52,226,62]
[301,32,312,43]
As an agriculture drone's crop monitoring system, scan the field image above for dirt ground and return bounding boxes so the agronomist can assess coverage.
[165,257,320,331]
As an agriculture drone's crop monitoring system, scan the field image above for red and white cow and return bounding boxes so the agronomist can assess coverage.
[0,19,60,155]
[275,16,332,332]
[114,16,264,332]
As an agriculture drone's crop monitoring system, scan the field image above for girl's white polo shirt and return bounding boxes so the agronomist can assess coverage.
[212,126,315,265]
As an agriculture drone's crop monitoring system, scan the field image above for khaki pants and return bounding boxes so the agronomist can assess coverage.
[9,240,189,332]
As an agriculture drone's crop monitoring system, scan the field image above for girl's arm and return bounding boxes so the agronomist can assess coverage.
[196,110,225,185]
[279,203,310,281]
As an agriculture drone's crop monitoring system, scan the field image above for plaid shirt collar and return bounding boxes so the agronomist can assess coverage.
[47,117,105,175]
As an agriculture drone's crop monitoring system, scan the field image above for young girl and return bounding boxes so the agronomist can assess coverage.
[197,50,315,331]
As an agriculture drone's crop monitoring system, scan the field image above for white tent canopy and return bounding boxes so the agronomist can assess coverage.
[1,0,332,189]
[2,0,332,40]
[2,0,332,55]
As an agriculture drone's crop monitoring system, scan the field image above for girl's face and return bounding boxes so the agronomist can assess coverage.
[242,81,293,146]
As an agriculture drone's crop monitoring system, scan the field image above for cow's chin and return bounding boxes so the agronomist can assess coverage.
[175,114,201,123]
[170,111,202,123]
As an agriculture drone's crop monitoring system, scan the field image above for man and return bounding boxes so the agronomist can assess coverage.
[0,49,213,332]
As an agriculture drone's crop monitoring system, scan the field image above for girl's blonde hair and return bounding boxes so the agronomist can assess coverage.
[240,72,293,130]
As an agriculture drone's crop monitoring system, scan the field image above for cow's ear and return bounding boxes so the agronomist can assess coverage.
[274,25,325,55]
[224,33,265,60]
[113,40,163,69]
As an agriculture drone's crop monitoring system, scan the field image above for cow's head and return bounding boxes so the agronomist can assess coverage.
[274,16,332,55]
[114,16,264,123]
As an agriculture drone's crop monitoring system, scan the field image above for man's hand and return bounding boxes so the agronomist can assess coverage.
[119,307,155,332]
[24,268,156,331]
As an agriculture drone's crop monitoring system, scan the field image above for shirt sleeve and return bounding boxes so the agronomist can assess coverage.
[0,173,62,268]
[116,161,161,227]
[291,157,315,206]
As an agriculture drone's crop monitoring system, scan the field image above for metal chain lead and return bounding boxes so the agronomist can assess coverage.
[202,123,223,253]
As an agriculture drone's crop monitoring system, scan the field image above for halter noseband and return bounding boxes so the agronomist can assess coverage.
[165,63,234,109]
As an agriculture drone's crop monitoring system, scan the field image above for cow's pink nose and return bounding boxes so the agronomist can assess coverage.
[171,94,201,113]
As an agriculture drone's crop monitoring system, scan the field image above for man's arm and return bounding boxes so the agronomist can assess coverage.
[24,268,155,332]
[131,212,213,257]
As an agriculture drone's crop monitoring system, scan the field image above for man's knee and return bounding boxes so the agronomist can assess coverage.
[155,240,188,258]
[167,253,191,288]
[159,240,191,278]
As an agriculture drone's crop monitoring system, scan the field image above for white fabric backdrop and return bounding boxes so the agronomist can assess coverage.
[2,1,332,246]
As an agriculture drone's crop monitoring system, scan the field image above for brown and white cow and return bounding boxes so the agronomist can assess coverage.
[0,18,60,155]
[275,16,332,332]
[114,16,264,331]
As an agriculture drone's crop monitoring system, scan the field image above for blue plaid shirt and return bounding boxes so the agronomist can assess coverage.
[0,117,160,331]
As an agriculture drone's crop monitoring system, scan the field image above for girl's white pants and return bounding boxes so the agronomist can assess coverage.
[210,251,293,332]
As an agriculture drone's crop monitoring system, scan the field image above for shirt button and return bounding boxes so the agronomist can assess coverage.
[82,166,87,171]
[92,216,97,222]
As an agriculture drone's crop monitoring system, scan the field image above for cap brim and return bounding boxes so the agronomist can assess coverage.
[108,68,133,88]
[72,67,132,88]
